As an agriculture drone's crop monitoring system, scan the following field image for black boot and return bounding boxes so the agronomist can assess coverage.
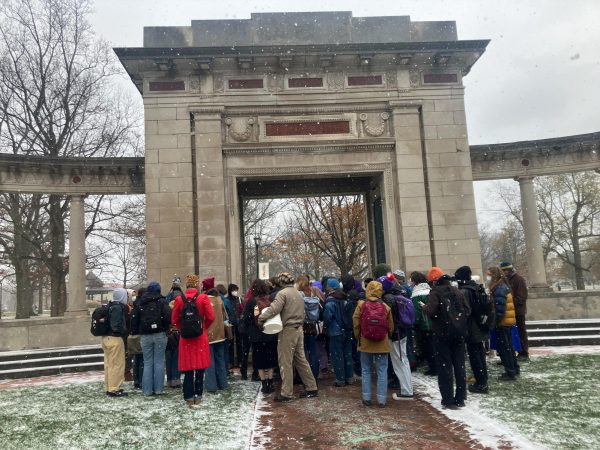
[266,379,273,393]
[260,380,267,393]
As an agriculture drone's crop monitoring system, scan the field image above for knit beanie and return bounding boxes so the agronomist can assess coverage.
[427,267,445,283]
[376,274,395,293]
[365,281,383,300]
[393,269,406,280]
[499,261,513,271]
[147,281,161,294]
[454,266,472,282]
[112,288,128,305]
[311,280,323,291]
[327,278,341,290]
[185,274,199,289]
[202,277,215,291]
[278,272,295,286]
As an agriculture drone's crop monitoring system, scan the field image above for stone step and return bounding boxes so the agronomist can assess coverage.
[0,361,104,380]
[526,319,600,330]
[0,345,102,363]
[0,345,104,380]
[527,327,600,337]
[0,353,103,371]
[528,335,600,347]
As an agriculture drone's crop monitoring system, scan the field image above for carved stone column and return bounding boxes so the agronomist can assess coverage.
[65,195,88,316]
[516,176,549,289]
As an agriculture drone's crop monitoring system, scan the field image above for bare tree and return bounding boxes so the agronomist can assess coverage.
[288,196,368,277]
[0,0,141,315]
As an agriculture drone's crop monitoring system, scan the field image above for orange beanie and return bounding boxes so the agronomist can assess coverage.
[427,267,445,283]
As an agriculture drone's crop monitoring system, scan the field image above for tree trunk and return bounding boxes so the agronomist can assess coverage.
[38,286,44,315]
[572,224,585,290]
[49,195,68,316]
[13,225,34,319]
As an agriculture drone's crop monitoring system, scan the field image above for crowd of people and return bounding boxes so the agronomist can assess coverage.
[96,260,530,410]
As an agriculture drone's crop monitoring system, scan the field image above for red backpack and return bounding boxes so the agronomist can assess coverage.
[360,300,389,341]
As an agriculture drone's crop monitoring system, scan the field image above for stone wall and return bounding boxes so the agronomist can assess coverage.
[527,290,600,321]
[0,316,97,352]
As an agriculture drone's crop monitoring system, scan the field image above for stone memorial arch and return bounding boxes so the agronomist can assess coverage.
[115,11,489,288]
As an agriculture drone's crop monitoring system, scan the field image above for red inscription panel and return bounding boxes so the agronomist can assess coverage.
[288,77,323,88]
[228,79,264,89]
[266,121,350,136]
[347,75,383,86]
[148,81,185,91]
[423,73,458,84]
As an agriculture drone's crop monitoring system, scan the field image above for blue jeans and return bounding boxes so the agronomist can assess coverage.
[360,352,388,405]
[141,332,167,396]
[165,349,180,385]
[304,333,319,380]
[205,341,228,392]
[329,331,354,383]
[183,369,205,401]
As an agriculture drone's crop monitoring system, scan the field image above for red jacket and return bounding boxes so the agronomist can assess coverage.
[171,288,215,371]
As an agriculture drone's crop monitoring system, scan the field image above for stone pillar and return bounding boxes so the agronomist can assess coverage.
[516,176,549,288]
[65,195,87,316]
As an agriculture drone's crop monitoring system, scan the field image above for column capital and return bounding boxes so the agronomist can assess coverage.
[514,175,535,183]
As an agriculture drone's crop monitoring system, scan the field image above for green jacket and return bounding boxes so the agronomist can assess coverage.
[411,283,432,331]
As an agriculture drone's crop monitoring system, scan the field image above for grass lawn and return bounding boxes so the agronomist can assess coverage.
[0,378,259,450]
[475,353,600,450]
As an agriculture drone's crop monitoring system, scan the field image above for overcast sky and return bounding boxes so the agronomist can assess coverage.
[90,0,600,226]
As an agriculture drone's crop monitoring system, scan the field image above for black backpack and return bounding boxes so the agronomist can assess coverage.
[437,286,468,339]
[139,299,164,334]
[463,284,495,333]
[180,295,202,338]
[341,300,355,331]
[91,305,110,336]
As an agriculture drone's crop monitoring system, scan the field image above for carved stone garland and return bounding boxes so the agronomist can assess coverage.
[359,112,390,138]
[225,117,256,142]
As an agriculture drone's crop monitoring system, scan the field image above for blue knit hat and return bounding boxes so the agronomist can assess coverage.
[377,275,395,293]
[326,278,341,290]
[147,281,161,294]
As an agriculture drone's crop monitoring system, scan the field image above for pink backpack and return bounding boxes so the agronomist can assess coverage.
[360,300,389,341]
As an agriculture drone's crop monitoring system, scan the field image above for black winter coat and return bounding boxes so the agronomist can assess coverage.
[459,281,489,343]
[241,297,279,344]
[130,292,171,335]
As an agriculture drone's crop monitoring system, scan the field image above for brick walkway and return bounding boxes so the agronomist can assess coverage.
[250,371,496,450]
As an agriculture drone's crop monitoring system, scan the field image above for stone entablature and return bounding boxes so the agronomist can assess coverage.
[471,132,600,180]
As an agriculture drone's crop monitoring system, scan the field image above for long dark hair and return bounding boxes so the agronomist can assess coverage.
[251,279,269,297]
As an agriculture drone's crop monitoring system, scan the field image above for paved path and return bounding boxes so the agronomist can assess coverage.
[250,371,495,450]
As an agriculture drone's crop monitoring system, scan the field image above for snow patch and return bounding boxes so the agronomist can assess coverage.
[414,374,545,450]
[248,386,273,450]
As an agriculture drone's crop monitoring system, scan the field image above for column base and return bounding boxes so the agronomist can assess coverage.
[64,308,89,317]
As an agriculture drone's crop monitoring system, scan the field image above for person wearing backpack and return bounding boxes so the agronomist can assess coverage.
[410,271,436,376]
[297,276,321,381]
[488,266,520,381]
[421,268,471,410]
[130,281,172,397]
[455,266,492,394]
[171,274,215,406]
[102,288,130,397]
[241,279,279,394]
[379,275,414,401]
[323,278,354,387]
[353,281,394,407]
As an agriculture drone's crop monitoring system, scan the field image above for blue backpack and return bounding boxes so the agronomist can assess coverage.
[304,295,321,324]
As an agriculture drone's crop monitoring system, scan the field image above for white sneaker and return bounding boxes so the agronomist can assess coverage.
[392,393,414,400]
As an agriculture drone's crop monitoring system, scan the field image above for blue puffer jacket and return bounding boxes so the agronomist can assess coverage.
[323,289,346,337]
[492,283,509,324]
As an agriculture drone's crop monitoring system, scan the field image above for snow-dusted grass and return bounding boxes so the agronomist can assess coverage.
[416,351,600,450]
[0,378,260,450]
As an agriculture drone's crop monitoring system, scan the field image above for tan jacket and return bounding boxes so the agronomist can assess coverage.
[206,295,227,343]
[352,299,394,353]
[259,285,304,329]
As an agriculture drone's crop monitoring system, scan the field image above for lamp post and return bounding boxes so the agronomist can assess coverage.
[254,236,262,279]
